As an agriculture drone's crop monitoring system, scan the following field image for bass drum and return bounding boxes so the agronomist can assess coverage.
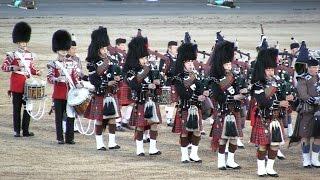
[67,88,91,115]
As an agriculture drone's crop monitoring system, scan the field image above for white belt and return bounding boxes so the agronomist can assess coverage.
[14,71,28,76]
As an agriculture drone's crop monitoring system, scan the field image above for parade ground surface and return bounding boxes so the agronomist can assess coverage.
[1,1,320,179]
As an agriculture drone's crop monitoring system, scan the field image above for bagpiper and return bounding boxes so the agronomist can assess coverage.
[250,47,292,177]
[124,36,162,156]
[210,40,245,170]
[84,26,121,151]
[172,42,205,163]
[294,41,320,168]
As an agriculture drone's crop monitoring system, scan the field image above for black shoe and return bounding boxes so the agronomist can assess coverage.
[116,126,126,132]
[238,146,245,149]
[182,160,190,163]
[190,158,202,163]
[98,147,107,151]
[58,140,65,144]
[218,167,227,170]
[167,122,173,127]
[267,173,279,177]
[312,164,320,168]
[23,132,34,137]
[258,174,267,177]
[277,156,285,160]
[121,123,134,130]
[109,145,121,150]
[137,153,145,156]
[14,132,21,137]
[227,165,241,169]
[150,151,162,156]
[66,140,76,144]
[143,138,150,143]
[304,165,312,168]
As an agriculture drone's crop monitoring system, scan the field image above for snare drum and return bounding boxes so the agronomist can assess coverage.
[158,86,172,105]
[24,78,46,100]
[67,88,91,115]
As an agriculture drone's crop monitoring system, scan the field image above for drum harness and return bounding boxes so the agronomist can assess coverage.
[15,51,47,121]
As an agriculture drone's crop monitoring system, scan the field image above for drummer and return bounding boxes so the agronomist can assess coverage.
[159,41,178,127]
[1,21,41,137]
[47,30,82,144]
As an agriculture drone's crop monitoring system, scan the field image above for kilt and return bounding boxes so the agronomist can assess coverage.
[117,81,134,106]
[84,95,104,121]
[298,112,314,138]
[210,112,241,151]
[172,108,203,135]
[84,94,121,121]
[250,116,284,145]
[129,103,162,129]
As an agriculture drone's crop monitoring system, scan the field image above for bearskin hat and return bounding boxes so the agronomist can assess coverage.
[91,26,110,49]
[71,33,77,46]
[251,48,278,84]
[127,36,149,59]
[52,30,72,53]
[210,40,235,78]
[116,38,126,45]
[12,21,31,43]
[175,42,197,75]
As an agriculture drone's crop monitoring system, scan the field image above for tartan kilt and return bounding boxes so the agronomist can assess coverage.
[250,116,284,145]
[84,95,104,121]
[84,94,121,121]
[129,103,162,129]
[117,81,134,106]
[172,108,203,134]
[210,112,241,151]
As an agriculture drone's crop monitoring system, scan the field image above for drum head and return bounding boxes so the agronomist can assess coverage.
[67,88,90,106]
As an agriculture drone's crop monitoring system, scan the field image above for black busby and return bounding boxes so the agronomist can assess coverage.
[127,36,149,59]
[175,42,197,75]
[12,21,31,43]
[251,48,278,84]
[91,26,110,49]
[115,38,126,45]
[211,41,235,79]
[52,30,72,53]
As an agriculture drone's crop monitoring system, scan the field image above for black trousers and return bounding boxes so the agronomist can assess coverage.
[54,99,74,142]
[12,92,31,135]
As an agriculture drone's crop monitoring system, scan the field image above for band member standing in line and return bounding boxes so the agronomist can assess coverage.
[2,21,41,137]
[172,42,205,163]
[124,36,162,156]
[84,26,121,151]
[47,30,81,144]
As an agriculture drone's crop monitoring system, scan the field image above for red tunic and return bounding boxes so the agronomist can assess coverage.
[1,51,39,93]
[47,58,79,100]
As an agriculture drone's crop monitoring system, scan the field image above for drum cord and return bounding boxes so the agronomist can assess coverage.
[75,117,96,136]
[25,97,47,121]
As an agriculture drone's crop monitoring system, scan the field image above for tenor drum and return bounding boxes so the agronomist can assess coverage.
[24,78,46,100]
[68,88,91,115]
[158,86,172,105]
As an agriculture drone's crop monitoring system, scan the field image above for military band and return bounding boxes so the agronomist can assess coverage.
[3,21,320,177]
